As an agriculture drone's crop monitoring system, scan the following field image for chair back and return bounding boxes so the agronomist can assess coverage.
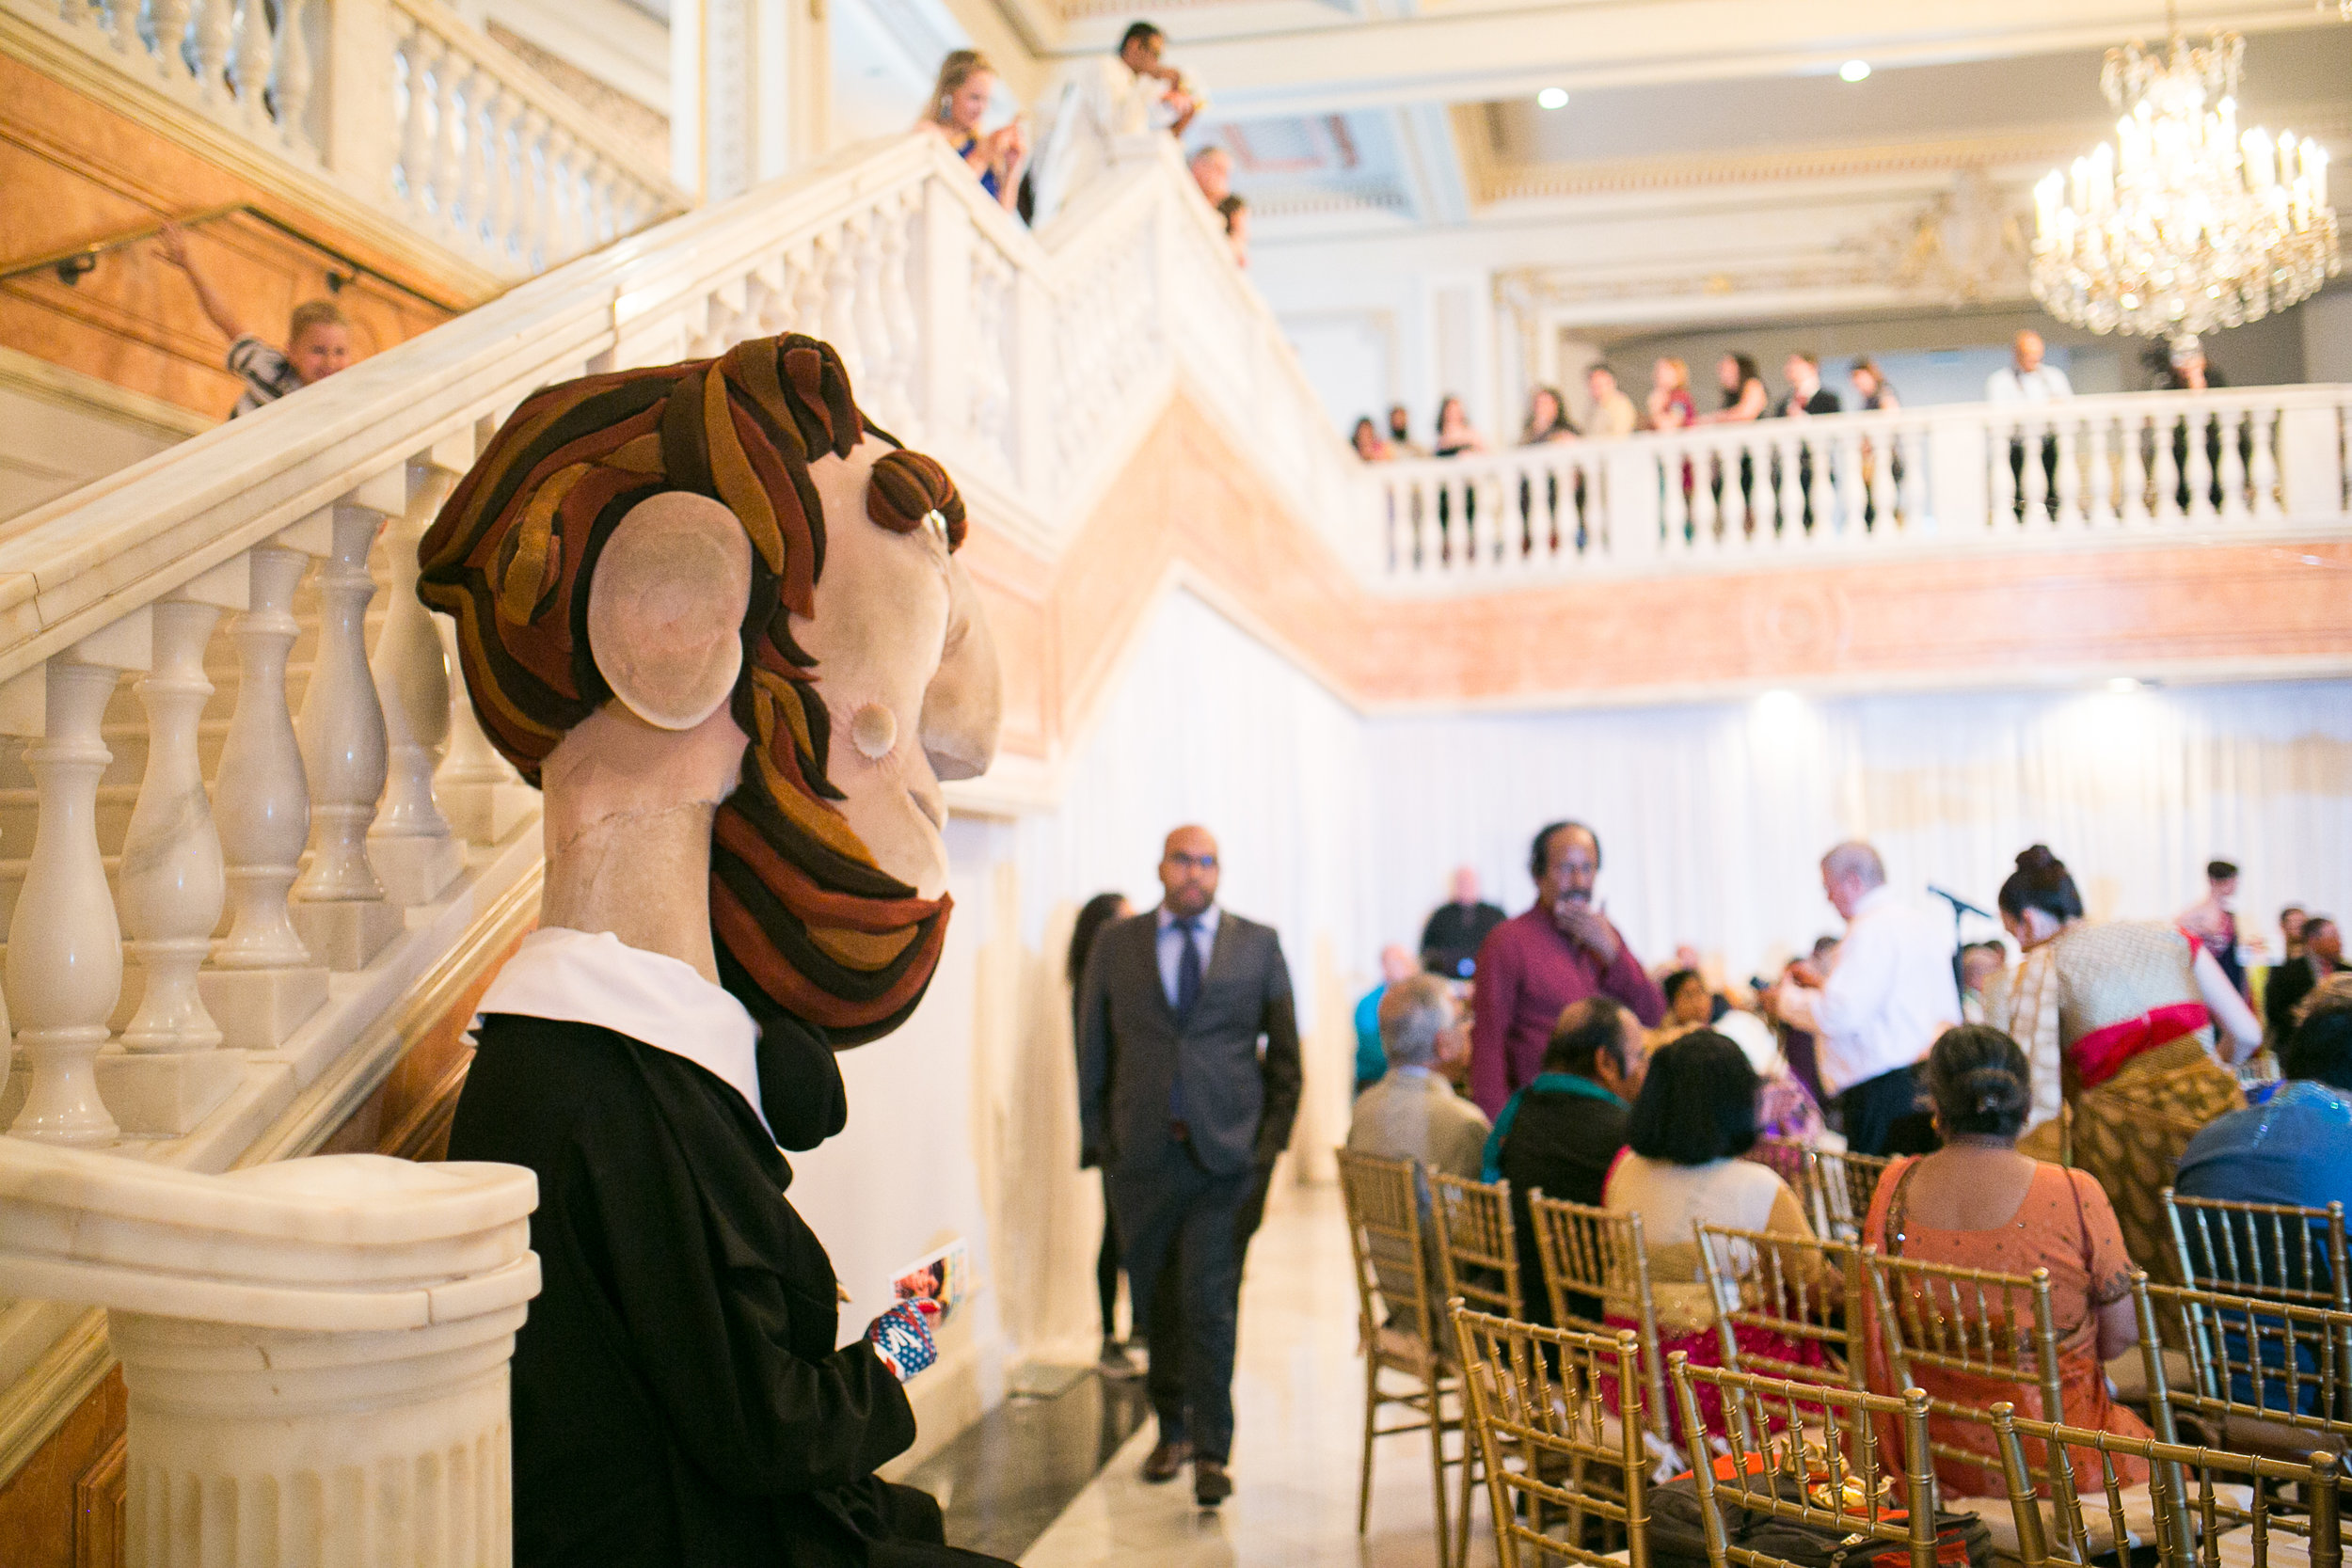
[1451,1304,1653,1568]
[1989,1402,2344,1568]
[1432,1171,1522,1321]
[1529,1193,1671,1442]
[1694,1223,1867,1391]
[1863,1251,2073,1510]
[1337,1148,1438,1356]
[1813,1147,1892,1242]
[1752,1135,1822,1226]
[2163,1188,2350,1308]
[2137,1274,2352,1450]
[1667,1354,1939,1568]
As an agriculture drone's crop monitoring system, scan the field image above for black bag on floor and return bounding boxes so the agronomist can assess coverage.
[1646,1465,1993,1568]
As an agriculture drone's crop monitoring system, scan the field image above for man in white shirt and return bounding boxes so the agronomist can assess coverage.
[1773,842,1961,1155]
[1028,21,1199,226]
[1986,330,2072,519]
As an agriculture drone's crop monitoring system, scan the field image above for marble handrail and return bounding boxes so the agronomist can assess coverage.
[1363,385,2352,585]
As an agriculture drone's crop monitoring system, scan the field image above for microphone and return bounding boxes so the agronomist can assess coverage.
[1928,885,1993,920]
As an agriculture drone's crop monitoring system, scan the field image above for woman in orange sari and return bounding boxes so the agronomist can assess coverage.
[1978,846,2260,1270]
[1862,1025,2149,1497]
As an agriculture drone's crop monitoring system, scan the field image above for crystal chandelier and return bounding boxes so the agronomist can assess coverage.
[2029,29,2340,346]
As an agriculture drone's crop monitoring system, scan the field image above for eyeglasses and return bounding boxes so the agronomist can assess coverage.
[1166,852,1217,871]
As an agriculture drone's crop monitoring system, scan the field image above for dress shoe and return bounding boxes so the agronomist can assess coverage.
[1096,1338,1140,1379]
[1140,1438,1192,1483]
[1193,1459,1232,1507]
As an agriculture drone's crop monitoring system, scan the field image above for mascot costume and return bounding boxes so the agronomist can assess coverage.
[421,334,1006,1566]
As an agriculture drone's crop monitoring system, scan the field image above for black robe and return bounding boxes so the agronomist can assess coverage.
[447,1010,1004,1567]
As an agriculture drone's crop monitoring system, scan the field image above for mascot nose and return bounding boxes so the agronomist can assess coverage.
[919,559,1000,784]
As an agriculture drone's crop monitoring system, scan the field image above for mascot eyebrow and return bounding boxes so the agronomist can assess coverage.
[419,334,965,1044]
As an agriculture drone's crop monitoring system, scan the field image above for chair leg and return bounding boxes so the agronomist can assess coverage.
[1454,1418,1478,1568]
[1428,1374,1454,1568]
[1359,1354,1379,1536]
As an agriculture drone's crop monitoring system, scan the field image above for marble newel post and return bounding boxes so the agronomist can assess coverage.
[365,443,469,906]
[289,484,404,971]
[0,1135,540,1568]
[0,611,152,1147]
[199,535,329,1051]
[97,558,250,1137]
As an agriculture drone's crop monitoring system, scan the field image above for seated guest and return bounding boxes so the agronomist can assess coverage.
[915,51,1026,211]
[2177,974,2352,1212]
[1420,864,1504,980]
[1861,1024,2148,1497]
[1959,941,2007,1016]
[1347,974,1488,1179]
[2281,905,2310,964]
[2265,914,2340,1042]
[1603,1031,1820,1443]
[1586,363,1639,437]
[1351,944,1419,1094]
[1491,998,1643,1325]
[1660,968,1714,1031]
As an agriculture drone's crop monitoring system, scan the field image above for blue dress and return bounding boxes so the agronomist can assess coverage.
[952,133,1001,200]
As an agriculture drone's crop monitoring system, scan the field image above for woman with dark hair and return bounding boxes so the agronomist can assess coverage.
[1602,1030,1820,1442]
[1704,352,1768,423]
[1432,394,1489,456]
[1069,892,1136,1374]
[1861,1025,2150,1497]
[1660,968,1713,1029]
[1350,417,1392,463]
[1518,387,1579,445]
[1979,846,2259,1270]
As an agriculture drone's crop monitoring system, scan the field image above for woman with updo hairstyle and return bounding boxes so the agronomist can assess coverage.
[1979,845,2259,1270]
[915,49,1025,211]
[1860,1024,2151,1497]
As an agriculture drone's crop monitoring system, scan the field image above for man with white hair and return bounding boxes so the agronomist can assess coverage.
[1773,841,1961,1155]
[1345,974,1488,1183]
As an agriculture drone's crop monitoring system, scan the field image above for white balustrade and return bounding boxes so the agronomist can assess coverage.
[368,445,469,906]
[8,0,686,279]
[289,491,403,973]
[1365,386,2352,585]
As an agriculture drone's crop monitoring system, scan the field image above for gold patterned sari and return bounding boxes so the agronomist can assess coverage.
[1981,920,2245,1272]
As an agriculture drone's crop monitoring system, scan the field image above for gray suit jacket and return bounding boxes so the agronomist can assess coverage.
[1076,908,1304,1180]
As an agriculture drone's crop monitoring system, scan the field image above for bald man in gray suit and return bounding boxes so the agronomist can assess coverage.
[1076,825,1302,1509]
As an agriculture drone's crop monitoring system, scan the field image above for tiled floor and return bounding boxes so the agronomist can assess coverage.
[1017,1180,1490,1568]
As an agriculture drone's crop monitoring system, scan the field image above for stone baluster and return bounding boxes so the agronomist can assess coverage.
[821,230,864,389]
[2216,409,2249,520]
[2185,404,2217,521]
[431,44,469,230]
[107,0,138,61]
[789,246,827,343]
[850,215,900,427]
[537,136,573,260]
[1,611,151,1147]
[231,0,274,134]
[2248,407,2282,517]
[288,491,402,973]
[191,0,233,104]
[510,109,547,269]
[394,24,436,209]
[485,89,521,264]
[749,261,793,337]
[199,538,326,1051]
[101,561,248,1137]
[368,443,468,906]
[151,0,191,83]
[465,80,503,254]
[273,0,312,152]
[432,620,533,846]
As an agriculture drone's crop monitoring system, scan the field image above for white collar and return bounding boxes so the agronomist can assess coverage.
[1390,1063,1441,1083]
[476,927,771,1138]
[1851,883,1898,921]
[1158,904,1221,937]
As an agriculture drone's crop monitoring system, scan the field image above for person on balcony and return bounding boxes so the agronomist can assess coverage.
[1187,146,1248,267]
[156,222,353,417]
[423,334,1010,1568]
[916,50,1026,213]
[1586,362,1639,437]
[1028,21,1200,226]
[1387,403,1428,458]
[1468,821,1666,1118]
[1987,329,2072,518]
[1350,417,1394,462]
[1769,352,1841,527]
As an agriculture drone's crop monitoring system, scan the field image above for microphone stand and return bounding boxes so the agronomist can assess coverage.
[1928,884,1994,999]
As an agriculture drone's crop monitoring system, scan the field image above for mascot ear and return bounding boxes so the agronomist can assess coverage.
[586,491,753,730]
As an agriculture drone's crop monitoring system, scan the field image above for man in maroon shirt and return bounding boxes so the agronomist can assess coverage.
[1468,822,1667,1117]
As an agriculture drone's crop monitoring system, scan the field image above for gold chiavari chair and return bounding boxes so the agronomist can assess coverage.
[1861,1251,2113,1553]
[1694,1224,1868,1403]
[1667,1354,1940,1568]
[1812,1147,1893,1243]
[2164,1190,2350,1309]
[1431,1171,1523,1562]
[1752,1136,1823,1228]
[2138,1274,2352,1464]
[1990,1402,2344,1568]
[1452,1304,1654,1568]
[1527,1193,1674,1453]
[1337,1148,1466,1567]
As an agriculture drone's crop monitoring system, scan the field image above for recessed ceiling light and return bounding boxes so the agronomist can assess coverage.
[1839,59,1871,82]
[1536,87,1569,110]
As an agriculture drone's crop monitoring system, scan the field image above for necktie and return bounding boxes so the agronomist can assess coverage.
[1170,918,1202,1125]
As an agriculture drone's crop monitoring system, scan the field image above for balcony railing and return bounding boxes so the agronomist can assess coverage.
[8,0,686,276]
[1365,386,2352,586]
